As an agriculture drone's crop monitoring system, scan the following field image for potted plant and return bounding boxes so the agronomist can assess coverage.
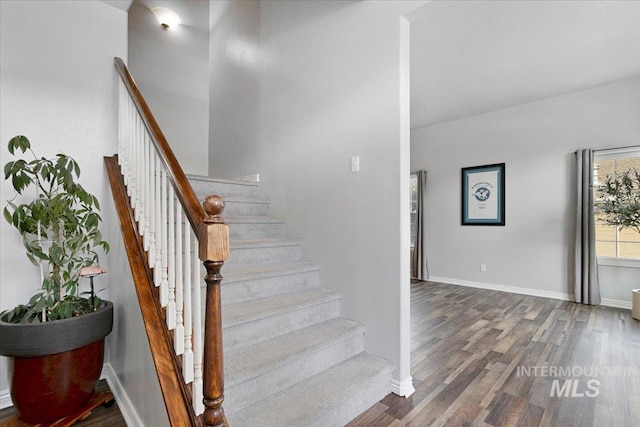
[596,166,640,320]
[0,135,113,424]
[596,167,640,235]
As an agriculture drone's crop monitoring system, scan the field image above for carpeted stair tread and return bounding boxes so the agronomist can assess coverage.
[198,194,270,204]
[186,174,257,187]
[222,288,340,328]
[226,238,304,269]
[230,237,302,248]
[200,195,271,216]
[226,353,393,426]
[225,215,284,224]
[187,174,258,198]
[223,261,319,283]
[221,262,320,304]
[226,317,364,387]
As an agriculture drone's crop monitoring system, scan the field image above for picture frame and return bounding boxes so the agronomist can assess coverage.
[461,163,505,226]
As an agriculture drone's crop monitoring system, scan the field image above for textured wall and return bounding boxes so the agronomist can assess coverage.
[128,0,210,175]
[208,0,261,179]
[411,77,640,303]
[207,0,428,389]
[0,0,126,407]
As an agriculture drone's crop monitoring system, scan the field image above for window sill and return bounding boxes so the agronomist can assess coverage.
[597,257,640,269]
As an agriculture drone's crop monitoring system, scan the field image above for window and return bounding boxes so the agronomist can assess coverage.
[593,147,640,266]
[410,173,417,250]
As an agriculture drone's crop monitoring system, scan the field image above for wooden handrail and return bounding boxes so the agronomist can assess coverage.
[111,58,229,426]
[113,57,204,232]
[105,156,199,426]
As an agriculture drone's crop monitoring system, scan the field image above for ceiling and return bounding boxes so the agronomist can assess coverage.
[410,0,640,129]
[100,0,133,12]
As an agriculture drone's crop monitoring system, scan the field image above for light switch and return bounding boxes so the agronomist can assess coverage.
[350,156,360,173]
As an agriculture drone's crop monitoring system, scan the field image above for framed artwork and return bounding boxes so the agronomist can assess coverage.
[461,163,505,226]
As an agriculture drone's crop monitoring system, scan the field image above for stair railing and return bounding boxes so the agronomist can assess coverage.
[111,57,228,427]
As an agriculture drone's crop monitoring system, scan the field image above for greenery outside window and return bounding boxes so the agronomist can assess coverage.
[593,147,640,268]
[410,173,417,251]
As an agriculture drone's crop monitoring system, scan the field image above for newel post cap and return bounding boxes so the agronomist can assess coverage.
[198,195,229,262]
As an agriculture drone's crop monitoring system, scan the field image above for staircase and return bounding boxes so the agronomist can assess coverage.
[188,174,393,426]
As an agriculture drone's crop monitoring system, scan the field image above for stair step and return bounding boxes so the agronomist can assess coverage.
[227,238,303,269]
[225,318,365,414]
[222,288,341,349]
[226,216,286,239]
[226,353,393,426]
[211,195,270,217]
[222,262,320,304]
[190,173,394,425]
[187,174,257,198]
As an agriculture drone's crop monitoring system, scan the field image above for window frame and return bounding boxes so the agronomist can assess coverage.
[410,173,417,251]
[593,146,640,268]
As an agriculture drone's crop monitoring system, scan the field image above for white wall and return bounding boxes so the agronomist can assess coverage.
[209,0,427,391]
[104,195,169,426]
[208,0,261,179]
[0,0,126,408]
[128,0,209,175]
[411,77,640,304]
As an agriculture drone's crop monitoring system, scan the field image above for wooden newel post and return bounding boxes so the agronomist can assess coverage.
[198,195,229,427]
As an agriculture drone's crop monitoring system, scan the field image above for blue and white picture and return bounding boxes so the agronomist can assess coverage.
[461,163,505,226]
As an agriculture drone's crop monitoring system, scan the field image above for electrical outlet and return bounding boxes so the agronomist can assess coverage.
[350,156,360,173]
[480,264,486,272]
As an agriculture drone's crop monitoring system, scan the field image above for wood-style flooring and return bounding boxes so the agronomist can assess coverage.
[2,281,638,426]
[347,281,640,427]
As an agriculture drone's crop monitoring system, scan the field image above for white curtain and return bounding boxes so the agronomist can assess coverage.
[573,149,600,305]
[412,170,429,280]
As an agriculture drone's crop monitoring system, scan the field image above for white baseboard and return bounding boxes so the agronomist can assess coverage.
[391,376,415,397]
[429,276,632,310]
[601,298,633,309]
[429,276,574,301]
[0,388,11,410]
[103,363,145,427]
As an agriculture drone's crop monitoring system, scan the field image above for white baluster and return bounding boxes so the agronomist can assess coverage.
[192,232,204,415]
[160,168,169,306]
[137,118,145,231]
[120,81,128,177]
[133,115,141,218]
[167,184,177,330]
[183,216,194,383]
[118,80,123,167]
[125,97,132,191]
[174,195,185,355]
[153,152,162,286]
[126,100,135,199]
[138,132,149,252]
[143,133,151,251]
[147,144,156,265]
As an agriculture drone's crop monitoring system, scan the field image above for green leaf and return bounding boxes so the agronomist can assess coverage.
[4,161,14,179]
[3,136,110,322]
[3,206,12,224]
[7,135,30,155]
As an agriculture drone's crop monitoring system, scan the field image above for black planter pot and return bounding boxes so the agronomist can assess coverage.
[0,301,113,424]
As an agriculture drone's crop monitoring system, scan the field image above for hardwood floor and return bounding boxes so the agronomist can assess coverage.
[347,281,640,427]
[2,281,637,426]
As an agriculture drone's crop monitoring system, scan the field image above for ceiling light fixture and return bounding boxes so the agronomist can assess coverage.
[151,7,181,30]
